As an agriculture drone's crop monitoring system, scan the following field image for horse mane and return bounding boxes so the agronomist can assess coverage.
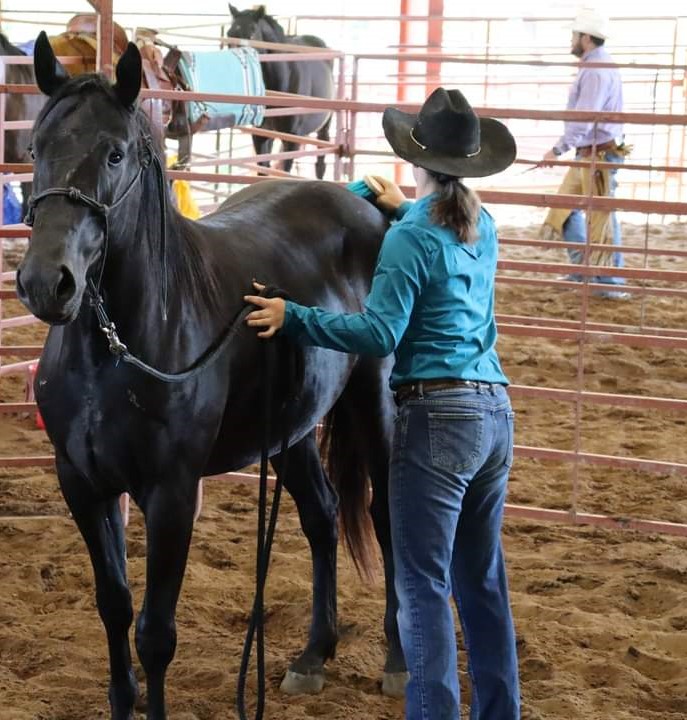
[257,11,286,43]
[36,74,224,314]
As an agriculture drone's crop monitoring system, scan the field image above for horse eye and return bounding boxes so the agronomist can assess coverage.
[108,151,124,166]
[28,146,35,160]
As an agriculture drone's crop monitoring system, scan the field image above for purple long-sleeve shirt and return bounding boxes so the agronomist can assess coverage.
[554,45,624,154]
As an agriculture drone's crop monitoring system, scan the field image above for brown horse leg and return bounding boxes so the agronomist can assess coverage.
[134,480,196,720]
[271,432,338,694]
[57,459,138,720]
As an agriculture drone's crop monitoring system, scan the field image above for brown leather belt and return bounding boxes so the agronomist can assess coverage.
[394,378,501,404]
[576,140,618,157]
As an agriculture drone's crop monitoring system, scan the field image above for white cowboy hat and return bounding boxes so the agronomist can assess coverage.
[569,8,609,39]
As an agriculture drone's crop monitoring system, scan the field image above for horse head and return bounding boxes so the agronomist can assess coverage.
[16,32,152,324]
[227,4,285,44]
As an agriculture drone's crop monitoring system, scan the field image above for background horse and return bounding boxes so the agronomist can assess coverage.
[0,33,44,218]
[227,4,334,179]
[17,33,406,719]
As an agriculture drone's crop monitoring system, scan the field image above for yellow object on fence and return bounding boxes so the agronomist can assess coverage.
[167,156,201,220]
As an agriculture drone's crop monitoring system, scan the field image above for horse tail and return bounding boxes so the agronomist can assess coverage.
[321,379,377,580]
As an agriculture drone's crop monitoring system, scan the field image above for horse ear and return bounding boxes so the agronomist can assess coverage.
[229,3,239,17]
[255,5,266,19]
[113,42,142,109]
[33,31,69,96]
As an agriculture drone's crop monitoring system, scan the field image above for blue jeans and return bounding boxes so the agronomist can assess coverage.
[564,150,624,285]
[390,384,520,720]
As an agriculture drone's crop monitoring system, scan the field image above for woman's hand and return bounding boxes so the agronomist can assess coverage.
[244,282,286,339]
[363,175,407,212]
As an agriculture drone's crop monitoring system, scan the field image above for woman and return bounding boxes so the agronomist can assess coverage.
[245,88,521,720]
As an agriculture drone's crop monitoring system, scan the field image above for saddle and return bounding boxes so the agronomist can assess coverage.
[46,16,263,157]
[65,14,129,55]
[48,15,176,131]
[47,14,129,76]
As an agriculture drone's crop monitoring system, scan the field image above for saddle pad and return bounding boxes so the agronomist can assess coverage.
[179,47,265,127]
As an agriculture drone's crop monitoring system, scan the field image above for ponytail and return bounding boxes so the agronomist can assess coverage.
[428,172,481,244]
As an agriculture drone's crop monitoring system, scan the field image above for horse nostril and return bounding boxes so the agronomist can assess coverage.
[55,265,76,304]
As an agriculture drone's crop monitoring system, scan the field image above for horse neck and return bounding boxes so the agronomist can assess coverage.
[100,179,191,343]
[98,171,244,370]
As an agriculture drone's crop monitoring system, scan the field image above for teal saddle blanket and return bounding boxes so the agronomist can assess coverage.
[180,47,265,127]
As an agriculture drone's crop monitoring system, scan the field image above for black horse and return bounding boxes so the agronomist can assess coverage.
[0,33,44,217]
[227,5,334,179]
[16,33,406,719]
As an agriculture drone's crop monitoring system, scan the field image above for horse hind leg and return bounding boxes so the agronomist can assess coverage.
[253,134,274,175]
[280,140,298,175]
[270,431,338,694]
[57,458,138,720]
[315,116,332,180]
[341,357,408,697]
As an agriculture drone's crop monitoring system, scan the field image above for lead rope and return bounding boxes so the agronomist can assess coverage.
[236,320,296,720]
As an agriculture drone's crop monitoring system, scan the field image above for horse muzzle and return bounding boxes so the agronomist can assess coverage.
[16,255,84,324]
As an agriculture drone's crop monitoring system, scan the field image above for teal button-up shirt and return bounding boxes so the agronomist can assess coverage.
[282,193,508,389]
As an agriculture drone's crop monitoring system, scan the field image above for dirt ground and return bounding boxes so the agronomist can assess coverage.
[1,220,687,720]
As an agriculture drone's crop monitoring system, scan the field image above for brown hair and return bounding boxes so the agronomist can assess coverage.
[428,171,481,244]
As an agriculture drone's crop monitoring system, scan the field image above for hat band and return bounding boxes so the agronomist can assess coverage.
[409,128,482,158]
[409,128,427,151]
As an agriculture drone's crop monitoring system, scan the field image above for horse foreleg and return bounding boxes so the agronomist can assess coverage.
[135,481,196,720]
[315,117,332,180]
[271,432,338,694]
[57,459,138,720]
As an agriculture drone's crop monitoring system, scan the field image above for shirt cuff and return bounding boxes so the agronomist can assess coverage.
[395,201,413,220]
[282,300,298,334]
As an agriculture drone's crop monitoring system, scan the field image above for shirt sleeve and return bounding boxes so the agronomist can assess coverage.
[556,70,607,153]
[394,201,414,220]
[282,224,435,357]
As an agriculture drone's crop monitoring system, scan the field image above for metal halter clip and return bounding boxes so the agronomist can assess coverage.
[101,321,128,358]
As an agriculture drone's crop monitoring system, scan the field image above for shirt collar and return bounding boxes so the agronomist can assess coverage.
[404,192,438,218]
[581,45,606,62]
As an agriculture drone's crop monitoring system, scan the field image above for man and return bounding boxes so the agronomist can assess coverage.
[541,8,629,299]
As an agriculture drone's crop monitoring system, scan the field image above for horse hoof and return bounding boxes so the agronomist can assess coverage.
[280,669,325,695]
[382,671,409,698]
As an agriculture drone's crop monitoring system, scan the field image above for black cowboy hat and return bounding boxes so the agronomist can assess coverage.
[382,87,516,178]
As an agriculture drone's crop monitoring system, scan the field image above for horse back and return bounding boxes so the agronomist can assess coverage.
[209,180,387,284]
[287,34,329,50]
